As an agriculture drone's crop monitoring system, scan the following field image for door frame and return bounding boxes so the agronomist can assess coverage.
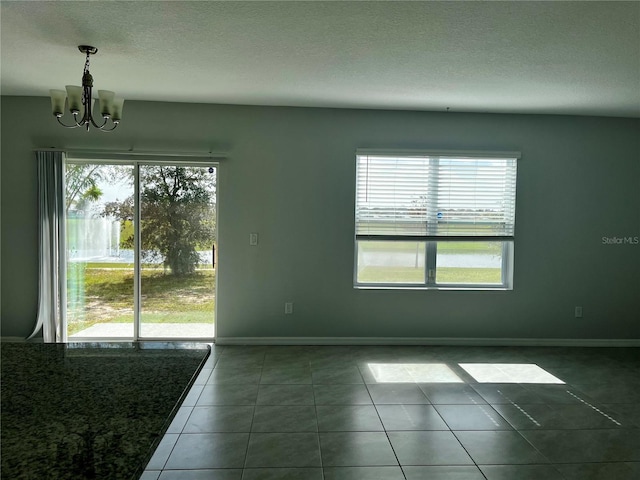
[64,157,219,342]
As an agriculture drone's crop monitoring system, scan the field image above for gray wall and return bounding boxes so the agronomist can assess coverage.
[1,96,639,341]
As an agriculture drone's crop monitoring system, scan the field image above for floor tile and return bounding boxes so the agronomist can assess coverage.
[244,433,321,467]
[257,385,315,405]
[387,431,473,466]
[203,355,219,369]
[479,464,564,480]
[165,433,249,469]
[146,345,640,479]
[256,384,315,405]
[361,362,464,384]
[215,356,264,370]
[208,367,263,385]
[547,367,640,385]
[435,404,513,430]
[146,433,179,470]
[213,358,263,369]
[316,405,383,431]
[251,405,318,432]
[454,431,549,465]
[194,368,213,385]
[571,382,640,403]
[322,466,405,479]
[470,384,546,404]
[603,403,640,427]
[311,366,365,384]
[366,384,430,404]
[313,384,373,405]
[182,384,205,406]
[358,363,415,383]
[140,471,161,480]
[158,470,242,480]
[403,465,485,479]
[419,384,488,405]
[262,359,311,370]
[554,462,638,480]
[197,384,259,406]
[241,467,323,479]
[375,404,449,430]
[493,403,625,430]
[319,432,398,466]
[167,406,194,433]
[259,366,312,384]
[183,406,255,433]
[521,384,600,405]
[521,429,640,463]
[309,358,356,371]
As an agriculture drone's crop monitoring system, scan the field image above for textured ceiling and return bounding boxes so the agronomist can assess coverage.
[1,1,639,117]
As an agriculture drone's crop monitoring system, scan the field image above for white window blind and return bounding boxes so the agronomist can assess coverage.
[355,153,518,238]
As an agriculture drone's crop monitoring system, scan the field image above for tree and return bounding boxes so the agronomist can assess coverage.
[65,164,104,213]
[104,166,216,276]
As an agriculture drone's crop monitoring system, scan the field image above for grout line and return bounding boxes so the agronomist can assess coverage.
[308,358,327,480]
[362,369,408,480]
[241,352,264,470]
[445,430,489,480]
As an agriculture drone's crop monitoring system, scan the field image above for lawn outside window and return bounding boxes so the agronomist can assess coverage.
[354,150,518,290]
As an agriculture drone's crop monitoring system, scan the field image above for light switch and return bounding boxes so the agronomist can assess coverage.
[249,233,258,246]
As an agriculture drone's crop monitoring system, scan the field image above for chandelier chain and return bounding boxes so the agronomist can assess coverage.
[84,53,91,73]
[81,52,91,105]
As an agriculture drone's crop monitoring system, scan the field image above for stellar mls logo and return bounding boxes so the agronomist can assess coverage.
[602,236,639,245]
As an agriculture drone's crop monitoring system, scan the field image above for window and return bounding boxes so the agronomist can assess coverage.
[354,150,518,289]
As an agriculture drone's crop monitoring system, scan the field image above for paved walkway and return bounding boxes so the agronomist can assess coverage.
[70,323,214,339]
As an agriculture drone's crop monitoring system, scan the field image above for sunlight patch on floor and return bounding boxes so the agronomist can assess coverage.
[367,363,464,383]
[459,363,565,384]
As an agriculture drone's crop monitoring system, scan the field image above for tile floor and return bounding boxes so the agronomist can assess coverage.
[141,345,640,480]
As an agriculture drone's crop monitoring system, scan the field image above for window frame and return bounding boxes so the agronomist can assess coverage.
[353,150,519,291]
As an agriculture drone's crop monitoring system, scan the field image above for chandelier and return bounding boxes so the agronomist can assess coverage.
[49,46,124,131]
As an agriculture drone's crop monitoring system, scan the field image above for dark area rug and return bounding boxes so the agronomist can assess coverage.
[1,342,210,480]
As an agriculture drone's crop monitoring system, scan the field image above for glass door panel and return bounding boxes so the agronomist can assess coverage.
[139,165,216,338]
[66,164,134,338]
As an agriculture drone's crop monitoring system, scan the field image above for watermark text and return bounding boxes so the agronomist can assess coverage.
[602,236,639,245]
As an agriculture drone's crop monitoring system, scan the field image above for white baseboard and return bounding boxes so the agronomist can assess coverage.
[215,337,640,347]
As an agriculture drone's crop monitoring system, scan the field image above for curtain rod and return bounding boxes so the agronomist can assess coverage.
[35,148,227,160]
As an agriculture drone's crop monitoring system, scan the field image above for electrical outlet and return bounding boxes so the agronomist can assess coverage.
[249,233,258,246]
[575,306,583,318]
[284,302,293,315]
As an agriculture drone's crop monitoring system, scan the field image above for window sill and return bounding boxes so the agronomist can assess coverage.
[354,285,512,291]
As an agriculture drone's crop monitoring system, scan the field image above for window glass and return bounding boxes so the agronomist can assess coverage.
[354,152,518,289]
[357,241,425,284]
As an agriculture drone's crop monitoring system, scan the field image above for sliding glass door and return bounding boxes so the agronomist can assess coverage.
[65,161,217,340]
[66,164,135,338]
[139,165,217,338]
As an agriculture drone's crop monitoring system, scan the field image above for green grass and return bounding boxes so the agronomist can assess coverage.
[67,266,215,335]
[102,312,214,324]
[436,267,501,284]
[358,266,501,284]
[358,240,502,254]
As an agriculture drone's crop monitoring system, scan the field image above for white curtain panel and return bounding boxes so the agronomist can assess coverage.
[28,151,66,342]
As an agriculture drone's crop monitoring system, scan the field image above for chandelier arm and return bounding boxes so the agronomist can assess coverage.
[56,111,88,128]
[55,116,82,128]
[98,122,120,132]
[90,115,109,129]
